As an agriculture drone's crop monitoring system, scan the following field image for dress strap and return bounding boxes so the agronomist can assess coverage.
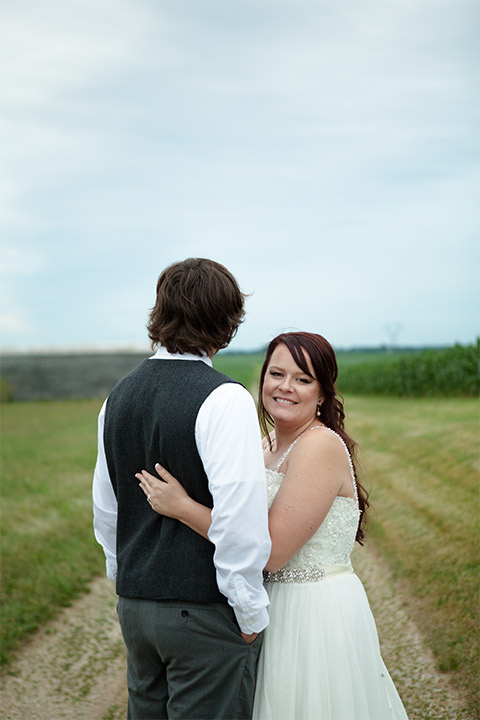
[322,427,359,508]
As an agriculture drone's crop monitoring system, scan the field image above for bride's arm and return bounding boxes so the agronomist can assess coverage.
[265,431,348,572]
[137,464,259,644]
[139,430,348,575]
[136,464,212,540]
[136,430,273,542]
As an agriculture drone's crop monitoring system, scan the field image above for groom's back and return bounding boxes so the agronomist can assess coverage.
[103,357,234,601]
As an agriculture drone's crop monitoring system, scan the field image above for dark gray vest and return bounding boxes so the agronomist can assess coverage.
[103,358,235,602]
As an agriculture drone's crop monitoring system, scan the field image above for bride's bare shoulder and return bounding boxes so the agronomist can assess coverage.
[291,426,348,467]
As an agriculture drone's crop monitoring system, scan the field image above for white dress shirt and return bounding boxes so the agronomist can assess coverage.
[93,347,271,634]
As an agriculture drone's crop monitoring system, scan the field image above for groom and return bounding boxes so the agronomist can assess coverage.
[93,258,271,719]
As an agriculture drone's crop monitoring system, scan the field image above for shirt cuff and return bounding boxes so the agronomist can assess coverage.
[232,574,270,633]
[235,605,270,635]
[106,558,117,582]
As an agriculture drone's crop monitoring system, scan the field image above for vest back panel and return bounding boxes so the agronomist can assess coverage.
[103,358,235,602]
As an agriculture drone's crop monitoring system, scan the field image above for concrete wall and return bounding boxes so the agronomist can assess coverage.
[0,352,150,401]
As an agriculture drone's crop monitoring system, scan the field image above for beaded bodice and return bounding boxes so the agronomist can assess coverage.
[264,426,361,578]
[266,469,360,570]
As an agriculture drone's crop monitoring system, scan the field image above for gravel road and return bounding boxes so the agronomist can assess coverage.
[1,542,469,720]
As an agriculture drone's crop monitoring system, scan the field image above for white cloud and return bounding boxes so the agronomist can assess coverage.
[0,244,44,277]
[0,244,44,344]
[0,309,31,337]
[0,0,151,106]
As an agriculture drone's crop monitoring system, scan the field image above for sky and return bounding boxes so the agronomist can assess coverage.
[1,0,478,353]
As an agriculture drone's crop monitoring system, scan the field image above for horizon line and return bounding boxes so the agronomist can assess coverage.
[0,340,467,356]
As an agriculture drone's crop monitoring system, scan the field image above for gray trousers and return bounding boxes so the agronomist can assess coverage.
[117,597,263,720]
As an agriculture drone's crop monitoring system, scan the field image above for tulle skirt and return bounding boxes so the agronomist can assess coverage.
[253,572,409,720]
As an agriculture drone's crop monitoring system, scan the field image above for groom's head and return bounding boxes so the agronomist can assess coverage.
[147,258,246,356]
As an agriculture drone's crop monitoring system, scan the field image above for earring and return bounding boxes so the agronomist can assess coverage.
[316,403,322,418]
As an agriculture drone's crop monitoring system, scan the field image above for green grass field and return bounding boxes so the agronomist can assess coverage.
[1,388,479,716]
[213,351,264,389]
[0,399,105,665]
[345,395,479,718]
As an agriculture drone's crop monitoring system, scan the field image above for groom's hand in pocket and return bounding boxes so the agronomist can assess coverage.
[241,632,259,644]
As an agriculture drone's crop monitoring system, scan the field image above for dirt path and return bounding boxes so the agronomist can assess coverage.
[351,545,469,720]
[1,578,127,720]
[1,543,469,720]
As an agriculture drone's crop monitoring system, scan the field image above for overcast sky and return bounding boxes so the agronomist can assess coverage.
[1,0,478,353]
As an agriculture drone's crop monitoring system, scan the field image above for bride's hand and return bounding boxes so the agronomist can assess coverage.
[136,463,189,520]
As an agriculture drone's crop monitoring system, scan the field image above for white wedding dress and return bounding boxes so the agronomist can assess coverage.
[253,428,409,720]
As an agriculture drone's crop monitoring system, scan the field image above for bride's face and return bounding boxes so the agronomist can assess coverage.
[262,343,322,426]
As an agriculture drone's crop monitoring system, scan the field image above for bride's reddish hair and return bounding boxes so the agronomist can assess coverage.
[258,331,369,544]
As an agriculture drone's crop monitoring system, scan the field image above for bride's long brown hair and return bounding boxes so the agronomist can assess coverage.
[258,331,369,544]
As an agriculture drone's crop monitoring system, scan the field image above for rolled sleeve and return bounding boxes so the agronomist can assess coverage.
[196,383,271,633]
[92,399,118,581]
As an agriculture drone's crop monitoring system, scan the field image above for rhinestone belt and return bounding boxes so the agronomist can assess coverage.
[263,561,353,584]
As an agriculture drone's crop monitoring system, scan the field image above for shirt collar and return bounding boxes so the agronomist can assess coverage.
[150,345,213,367]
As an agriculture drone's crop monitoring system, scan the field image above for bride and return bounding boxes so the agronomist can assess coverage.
[137,331,409,719]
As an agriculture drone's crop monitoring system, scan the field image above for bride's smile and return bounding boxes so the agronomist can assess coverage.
[263,343,322,425]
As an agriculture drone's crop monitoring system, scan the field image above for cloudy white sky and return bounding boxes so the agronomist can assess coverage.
[1,0,478,353]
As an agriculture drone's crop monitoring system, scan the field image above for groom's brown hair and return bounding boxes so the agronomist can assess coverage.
[147,258,246,356]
